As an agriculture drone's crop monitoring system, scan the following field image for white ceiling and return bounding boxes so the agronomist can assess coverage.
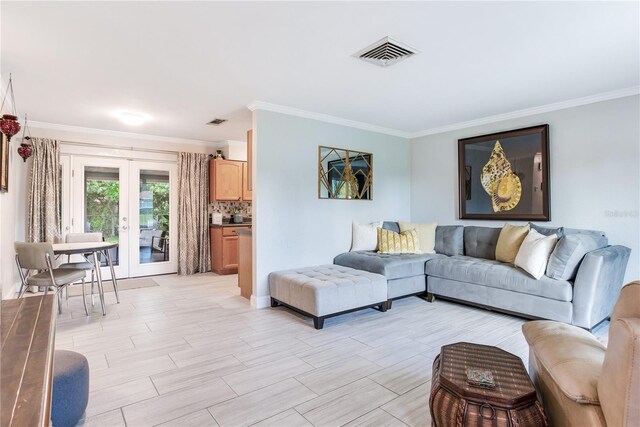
[2,1,638,143]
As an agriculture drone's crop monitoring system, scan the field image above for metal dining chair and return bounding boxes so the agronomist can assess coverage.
[59,232,102,306]
[14,242,89,315]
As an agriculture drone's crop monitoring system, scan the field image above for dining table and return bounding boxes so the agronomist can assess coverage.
[52,241,120,315]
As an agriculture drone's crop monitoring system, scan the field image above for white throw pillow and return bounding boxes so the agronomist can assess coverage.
[514,229,558,279]
[350,221,383,251]
[398,221,437,253]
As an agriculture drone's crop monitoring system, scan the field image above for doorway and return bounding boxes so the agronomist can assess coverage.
[60,153,177,279]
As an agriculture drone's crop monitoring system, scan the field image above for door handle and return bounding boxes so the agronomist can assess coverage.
[122,225,128,230]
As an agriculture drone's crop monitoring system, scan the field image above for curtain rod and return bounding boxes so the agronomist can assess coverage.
[59,140,181,155]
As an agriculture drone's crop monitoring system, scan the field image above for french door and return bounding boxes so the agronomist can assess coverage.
[66,156,177,279]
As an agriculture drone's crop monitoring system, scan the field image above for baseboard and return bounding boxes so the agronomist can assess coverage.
[250,294,271,309]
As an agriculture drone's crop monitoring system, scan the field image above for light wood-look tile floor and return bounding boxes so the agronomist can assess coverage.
[55,273,609,427]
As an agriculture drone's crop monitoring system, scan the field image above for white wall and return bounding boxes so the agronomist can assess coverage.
[253,110,411,307]
[0,138,29,299]
[410,95,640,282]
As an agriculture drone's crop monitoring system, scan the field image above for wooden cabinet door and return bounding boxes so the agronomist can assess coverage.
[209,227,217,271]
[242,162,252,201]
[221,235,239,270]
[247,129,253,191]
[212,160,242,201]
[208,160,215,202]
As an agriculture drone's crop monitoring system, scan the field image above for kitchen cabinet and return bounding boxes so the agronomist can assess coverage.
[209,159,252,202]
[242,162,252,201]
[209,159,243,202]
[210,225,250,274]
[247,129,253,191]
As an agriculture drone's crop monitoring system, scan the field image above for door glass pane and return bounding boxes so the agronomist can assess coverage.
[84,166,120,266]
[139,169,170,264]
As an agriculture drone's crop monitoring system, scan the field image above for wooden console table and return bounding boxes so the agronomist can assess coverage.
[1,295,57,427]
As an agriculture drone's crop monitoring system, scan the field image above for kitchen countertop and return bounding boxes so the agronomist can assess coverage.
[210,222,252,228]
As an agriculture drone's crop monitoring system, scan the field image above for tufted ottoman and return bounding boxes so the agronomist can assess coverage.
[52,350,89,427]
[268,265,388,329]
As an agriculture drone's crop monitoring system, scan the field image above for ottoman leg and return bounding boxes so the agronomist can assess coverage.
[426,293,436,303]
[270,297,280,308]
[387,299,393,310]
[313,317,325,330]
[379,301,389,312]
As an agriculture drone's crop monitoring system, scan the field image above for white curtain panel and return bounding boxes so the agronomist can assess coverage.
[177,152,210,274]
[27,137,60,243]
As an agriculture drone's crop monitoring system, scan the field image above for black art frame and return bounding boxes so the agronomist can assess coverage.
[458,124,550,221]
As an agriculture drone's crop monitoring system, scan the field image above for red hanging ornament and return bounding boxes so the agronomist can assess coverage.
[17,113,33,162]
[1,74,21,141]
[17,141,32,162]
[0,114,21,140]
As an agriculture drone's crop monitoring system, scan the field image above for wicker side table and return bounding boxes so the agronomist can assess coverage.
[429,342,547,427]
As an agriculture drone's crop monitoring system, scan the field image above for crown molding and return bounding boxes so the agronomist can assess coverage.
[247,101,411,138]
[28,120,224,147]
[409,86,640,138]
[22,86,638,147]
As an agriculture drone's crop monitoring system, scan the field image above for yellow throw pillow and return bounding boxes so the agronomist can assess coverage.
[398,221,437,254]
[378,228,420,254]
[495,223,530,264]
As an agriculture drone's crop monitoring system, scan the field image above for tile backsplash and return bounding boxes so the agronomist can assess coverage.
[209,201,252,217]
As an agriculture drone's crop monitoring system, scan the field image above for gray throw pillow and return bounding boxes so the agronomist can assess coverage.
[546,234,604,280]
[435,225,464,256]
[382,221,400,234]
[529,223,565,239]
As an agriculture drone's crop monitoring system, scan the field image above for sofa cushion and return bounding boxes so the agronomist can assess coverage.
[564,228,608,247]
[382,221,400,233]
[435,225,464,256]
[496,223,530,264]
[514,229,558,279]
[351,221,382,251]
[399,221,437,253]
[334,250,444,280]
[546,234,608,280]
[426,255,573,302]
[377,228,420,254]
[464,226,501,260]
[529,222,565,238]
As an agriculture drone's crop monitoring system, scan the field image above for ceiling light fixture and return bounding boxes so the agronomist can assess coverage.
[119,112,147,126]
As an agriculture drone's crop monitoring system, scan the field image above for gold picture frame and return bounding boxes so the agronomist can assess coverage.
[318,145,373,200]
[1,133,9,193]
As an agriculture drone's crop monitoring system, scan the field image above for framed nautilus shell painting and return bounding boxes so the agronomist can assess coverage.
[458,125,550,221]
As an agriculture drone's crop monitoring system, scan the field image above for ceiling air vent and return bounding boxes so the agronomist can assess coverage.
[354,36,419,67]
[207,118,227,125]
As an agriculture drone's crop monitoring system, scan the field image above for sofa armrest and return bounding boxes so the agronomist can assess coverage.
[598,318,640,427]
[572,245,631,329]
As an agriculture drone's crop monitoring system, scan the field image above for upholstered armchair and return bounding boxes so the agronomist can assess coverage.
[522,281,639,426]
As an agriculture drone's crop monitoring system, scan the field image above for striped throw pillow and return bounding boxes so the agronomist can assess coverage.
[377,228,420,254]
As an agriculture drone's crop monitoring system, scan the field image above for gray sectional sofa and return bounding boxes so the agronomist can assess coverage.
[334,222,630,330]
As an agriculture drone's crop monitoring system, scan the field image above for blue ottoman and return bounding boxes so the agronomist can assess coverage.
[52,350,89,427]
